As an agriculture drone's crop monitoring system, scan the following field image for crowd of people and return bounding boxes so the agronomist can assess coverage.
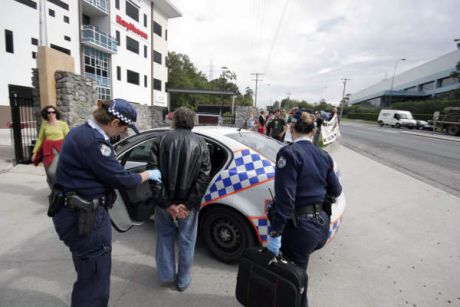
[244,106,338,146]
[32,99,340,307]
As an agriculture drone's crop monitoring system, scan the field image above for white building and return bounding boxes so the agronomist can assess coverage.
[350,49,460,107]
[0,0,181,124]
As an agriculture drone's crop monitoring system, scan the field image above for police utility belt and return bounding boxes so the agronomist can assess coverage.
[48,189,112,236]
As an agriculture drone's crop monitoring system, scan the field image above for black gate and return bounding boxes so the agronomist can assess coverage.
[9,85,37,164]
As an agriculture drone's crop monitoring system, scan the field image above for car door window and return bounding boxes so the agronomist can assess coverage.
[122,139,155,172]
[205,140,229,178]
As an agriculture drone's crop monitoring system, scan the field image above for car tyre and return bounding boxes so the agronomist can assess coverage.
[200,206,256,263]
[446,125,459,136]
[395,123,401,128]
[378,121,384,127]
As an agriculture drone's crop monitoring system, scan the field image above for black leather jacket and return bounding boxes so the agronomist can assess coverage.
[150,128,211,210]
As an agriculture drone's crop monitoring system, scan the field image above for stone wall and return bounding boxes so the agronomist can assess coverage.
[52,71,167,131]
[55,71,99,127]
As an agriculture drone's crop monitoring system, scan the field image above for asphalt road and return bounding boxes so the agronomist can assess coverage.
[340,123,460,197]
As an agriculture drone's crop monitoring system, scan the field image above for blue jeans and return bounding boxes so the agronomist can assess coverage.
[155,207,198,288]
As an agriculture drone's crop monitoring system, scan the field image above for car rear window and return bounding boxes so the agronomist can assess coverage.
[226,132,284,162]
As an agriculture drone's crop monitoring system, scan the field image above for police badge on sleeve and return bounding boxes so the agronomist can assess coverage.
[100,144,112,157]
[277,156,286,168]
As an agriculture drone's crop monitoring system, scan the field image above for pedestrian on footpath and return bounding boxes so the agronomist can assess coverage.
[266,111,342,307]
[266,109,287,141]
[51,99,161,307]
[32,105,69,188]
[150,107,211,292]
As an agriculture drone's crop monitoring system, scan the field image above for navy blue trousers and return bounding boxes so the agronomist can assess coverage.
[53,207,112,307]
[281,210,330,307]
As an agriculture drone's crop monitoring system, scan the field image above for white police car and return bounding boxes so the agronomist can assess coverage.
[110,126,346,263]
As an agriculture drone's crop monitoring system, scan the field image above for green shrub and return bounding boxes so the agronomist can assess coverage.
[347,112,379,121]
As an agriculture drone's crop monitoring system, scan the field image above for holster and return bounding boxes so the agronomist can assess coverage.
[47,186,65,217]
[66,193,99,236]
[323,195,336,218]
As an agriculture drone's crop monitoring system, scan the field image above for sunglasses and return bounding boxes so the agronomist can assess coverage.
[47,111,56,114]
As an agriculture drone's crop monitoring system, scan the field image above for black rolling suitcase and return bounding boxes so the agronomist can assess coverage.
[236,247,307,307]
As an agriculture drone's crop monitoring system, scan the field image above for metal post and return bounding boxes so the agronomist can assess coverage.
[388,58,406,105]
[339,78,350,121]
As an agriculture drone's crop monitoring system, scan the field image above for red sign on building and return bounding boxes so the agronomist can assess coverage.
[116,15,148,40]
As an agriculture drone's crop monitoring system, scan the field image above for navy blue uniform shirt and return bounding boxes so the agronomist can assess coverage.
[55,120,141,199]
[271,138,342,233]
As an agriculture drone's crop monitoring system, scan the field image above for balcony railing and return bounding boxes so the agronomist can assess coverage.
[85,72,110,88]
[82,0,109,15]
[81,25,117,54]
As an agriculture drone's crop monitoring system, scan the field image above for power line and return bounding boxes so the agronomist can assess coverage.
[251,73,264,108]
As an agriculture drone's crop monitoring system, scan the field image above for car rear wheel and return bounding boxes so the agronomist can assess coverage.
[378,121,384,127]
[200,206,256,263]
[395,123,401,128]
[446,125,459,136]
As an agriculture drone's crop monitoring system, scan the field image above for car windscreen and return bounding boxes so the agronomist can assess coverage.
[226,132,284,162]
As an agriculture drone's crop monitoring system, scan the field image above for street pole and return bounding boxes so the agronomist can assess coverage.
[388,58,406,105]
[251,73,263,108]
[339,78,350,121]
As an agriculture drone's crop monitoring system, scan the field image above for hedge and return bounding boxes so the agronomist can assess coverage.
[347,112,379,121]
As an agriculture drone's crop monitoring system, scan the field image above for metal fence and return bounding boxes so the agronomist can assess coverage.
[9,92,37,164]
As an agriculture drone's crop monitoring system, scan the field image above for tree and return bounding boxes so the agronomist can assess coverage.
[167,51,247,110]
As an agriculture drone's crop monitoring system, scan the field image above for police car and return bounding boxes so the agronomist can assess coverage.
[110,126,346,263]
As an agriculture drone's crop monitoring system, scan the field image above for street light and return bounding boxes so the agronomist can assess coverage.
[388,58,406,105]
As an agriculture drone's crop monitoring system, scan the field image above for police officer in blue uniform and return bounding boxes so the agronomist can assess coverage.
[51,99,161,307]
[266,110,342,307]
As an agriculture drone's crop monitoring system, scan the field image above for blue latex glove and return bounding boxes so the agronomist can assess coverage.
[266,235,282,256]
[147,169,162,183]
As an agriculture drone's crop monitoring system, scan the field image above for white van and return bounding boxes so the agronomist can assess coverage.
[377,109,416,129]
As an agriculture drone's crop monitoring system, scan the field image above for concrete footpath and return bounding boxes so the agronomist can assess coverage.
[0,145,459,307]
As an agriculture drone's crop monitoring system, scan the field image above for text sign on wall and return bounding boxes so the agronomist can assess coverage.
[116,15,148,40]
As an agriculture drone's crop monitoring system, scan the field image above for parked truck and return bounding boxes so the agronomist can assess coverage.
[434,107,460,136]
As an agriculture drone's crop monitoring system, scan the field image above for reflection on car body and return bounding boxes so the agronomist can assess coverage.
[110,126,346,263]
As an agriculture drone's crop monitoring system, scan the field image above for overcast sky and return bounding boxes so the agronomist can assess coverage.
[168,0,459,107]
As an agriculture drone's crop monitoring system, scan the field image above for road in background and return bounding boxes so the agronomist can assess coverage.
[340,123,460,197]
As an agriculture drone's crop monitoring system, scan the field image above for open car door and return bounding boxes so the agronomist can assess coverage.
[110,137,158,232]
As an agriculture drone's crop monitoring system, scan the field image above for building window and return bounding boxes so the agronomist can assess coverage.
[5,30,14,53]
[48,9,55,17]
[126,36,139,54]
[165,29,168,41]
[153,78,161,91]
[83,47,110,99]
[144,14,147,27]
[64,35,71,41]
[153,50,162,64]
[127,70,140,85]
[47,0,69,11]
[32,51,36,59]
[144,45,147,58]
[115,0,119,9]
[439,77,458,87]
[83,14,90,25]
[63,15,69,23]
[153,21,162,37]
[420,81,434,91]
[116,31,120,46]
[144,75,147,87]
[14,0,37,9]
[126,1,139,22]
[117,66,121,81]
[50,44,71,55]
[31,37,38,45]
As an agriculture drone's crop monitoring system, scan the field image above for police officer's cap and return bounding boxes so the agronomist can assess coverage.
[107,98,140,134]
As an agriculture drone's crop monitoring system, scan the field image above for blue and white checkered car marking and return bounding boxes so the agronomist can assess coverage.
[202,149,275,203]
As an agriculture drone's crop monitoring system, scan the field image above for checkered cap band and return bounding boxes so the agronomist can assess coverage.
[107,107,133,125]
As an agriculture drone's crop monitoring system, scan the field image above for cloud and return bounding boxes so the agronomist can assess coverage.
[168,0,460,106]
